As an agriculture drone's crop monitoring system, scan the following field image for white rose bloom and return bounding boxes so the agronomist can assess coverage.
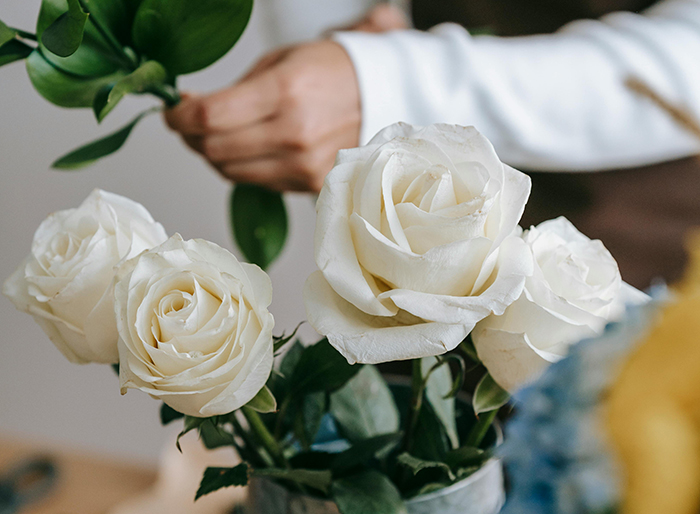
[3,190,167,364]
[472,217,649,392]
[116,235,274,418]
[304,123,533,364]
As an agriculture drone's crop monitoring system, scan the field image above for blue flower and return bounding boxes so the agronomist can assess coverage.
[499,300,660,514]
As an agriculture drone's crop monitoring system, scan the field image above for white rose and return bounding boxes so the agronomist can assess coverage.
[116,235,275,417]
[3,189,167,364]
[472,217,649,392]
[304,123,533,364]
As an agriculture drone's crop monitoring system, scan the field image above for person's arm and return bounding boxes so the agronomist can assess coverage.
[334,0,700,171]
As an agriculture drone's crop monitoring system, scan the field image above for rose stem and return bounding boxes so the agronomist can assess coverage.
[241,406,288,469]
[230,415,274,468]
[465,409,498,448]
[403,359,424,454]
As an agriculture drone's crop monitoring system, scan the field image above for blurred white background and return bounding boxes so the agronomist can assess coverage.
[0,0,380,464]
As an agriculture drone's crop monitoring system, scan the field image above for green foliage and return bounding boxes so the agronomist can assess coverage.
[26,49,125,108]
[132,0,253,75]
[245,385,277,414]
[255,467,332,494]
[41,0,88,57]
[473,373,510,415]
[160,403,184,425]
[332,471,408,514]
[279,341,304,380]
[53,108,154,168]
[230,185,288,270]
[422,357,459,449]
[331,433,402,475]
[273,323,302,354]
[294,392,327,450]
[37,0,122,77]
[0,20,17,48]
[196,464,250,500]
[176,415,205,452]
[93,60,167,121]
[199,419,235,450]
[0,40,33,67]
[289,339,362,396]
[396,452,455,481]
[411,399,451,462]
[330,365,400,442]
[444,446,485,468]
[83,0,143,47]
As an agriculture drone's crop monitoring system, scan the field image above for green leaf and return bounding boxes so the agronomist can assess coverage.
[473,373,510,415]
[160,403,185,425]
[460,336,480,363]
[422,357,459,449]
[41,0,88,57]
[0,40,32,67]
[294,392,327,450]
[37,0,122,77]
[0,20,17,47]
[289,339,362,396]
[26,49,125,107]
[273,322,303,354]
[330,365,400,442]
[279,341,304,380]
[199,419,234,449]
[414,481,450,496]
[196,463,250,500]
[176,415,205,452]
[331,432,402,474]
[230,185,288,270]
[396,452,455,481]
[254,468,332,495]
[52,108,154,168]
[93,60,167,121]
[444,446,485,469]
[332,471,407,514]
[245,385,277,414]
[83,0,144,47]
[412,399,450,462]
[132,0,253,75]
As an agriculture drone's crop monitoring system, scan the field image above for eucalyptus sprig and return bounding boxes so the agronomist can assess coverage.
[1,0,289,269]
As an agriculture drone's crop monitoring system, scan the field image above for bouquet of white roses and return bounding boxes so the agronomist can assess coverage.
[4,124,645,514]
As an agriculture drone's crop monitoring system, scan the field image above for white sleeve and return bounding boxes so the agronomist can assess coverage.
[333,0,700,171]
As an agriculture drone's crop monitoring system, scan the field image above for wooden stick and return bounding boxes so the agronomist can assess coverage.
[626,76,700,142]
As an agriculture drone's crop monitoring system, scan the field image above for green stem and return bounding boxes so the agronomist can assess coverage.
[147,83,181,107]
[76,0,138,70]
[465,409,498,448]
[403,359,424,454]
[11,28,37,41]
[274,395,293,440]
[242,406,287,469]
[230,415,273,468]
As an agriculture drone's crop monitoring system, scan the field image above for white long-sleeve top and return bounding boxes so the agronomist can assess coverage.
[334,0,700,171]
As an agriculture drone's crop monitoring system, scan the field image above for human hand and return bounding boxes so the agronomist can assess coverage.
[164,40,361,192]
[345,3,409,33]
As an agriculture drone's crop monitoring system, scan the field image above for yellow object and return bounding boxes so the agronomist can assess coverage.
[607,236,700,514]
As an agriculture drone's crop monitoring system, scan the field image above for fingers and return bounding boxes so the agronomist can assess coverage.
[164,70,281,135]
[343,4,409,32]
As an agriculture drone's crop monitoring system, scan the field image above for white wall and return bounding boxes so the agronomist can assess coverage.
[0,0,374,464]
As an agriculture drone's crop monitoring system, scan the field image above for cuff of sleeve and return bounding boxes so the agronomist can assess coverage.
[332,30,418,144]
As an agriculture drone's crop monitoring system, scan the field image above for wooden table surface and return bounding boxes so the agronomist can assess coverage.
[0,434,157,514]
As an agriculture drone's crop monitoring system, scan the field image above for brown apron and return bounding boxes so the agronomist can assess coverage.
[411,0,700,288]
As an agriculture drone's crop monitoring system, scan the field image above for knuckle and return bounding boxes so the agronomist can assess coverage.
[195,102,218,131]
